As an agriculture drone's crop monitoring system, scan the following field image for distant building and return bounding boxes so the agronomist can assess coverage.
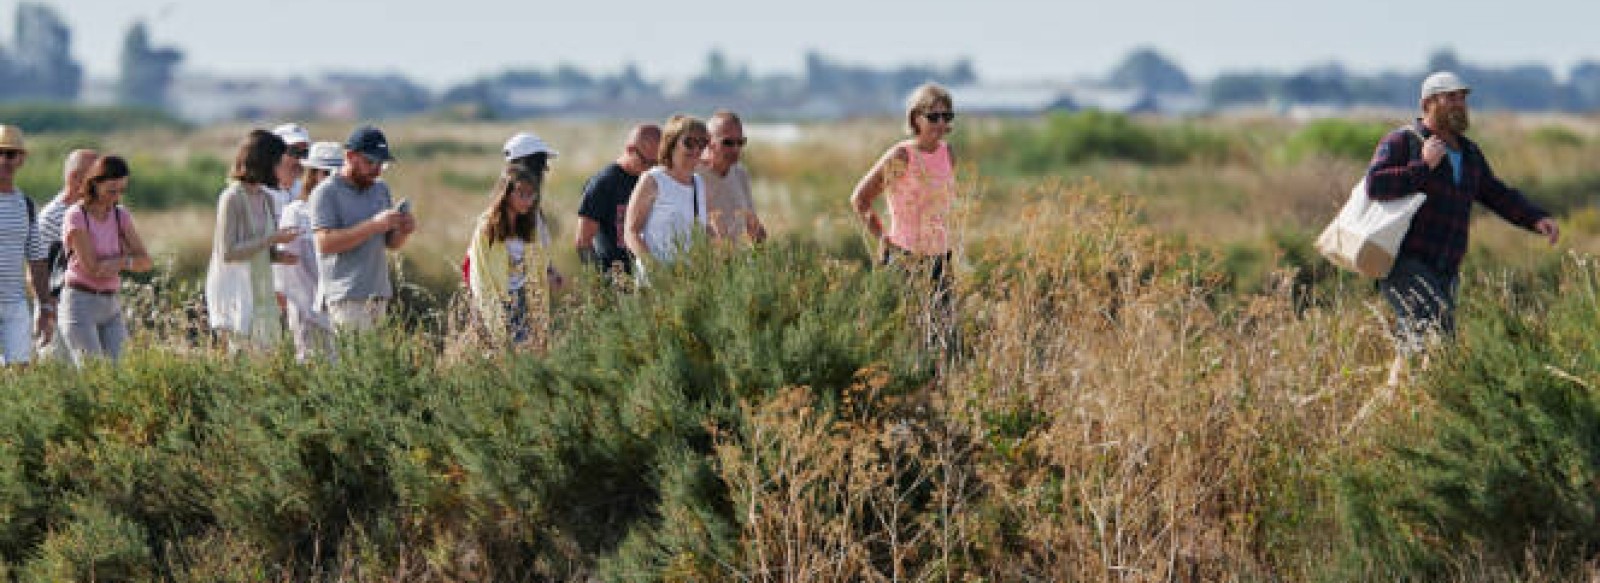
[0,3,82,102]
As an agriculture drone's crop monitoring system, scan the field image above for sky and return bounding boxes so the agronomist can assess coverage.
[13,0,1600,89]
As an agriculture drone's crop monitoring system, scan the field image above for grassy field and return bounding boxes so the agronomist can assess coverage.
[4,111,1600,581]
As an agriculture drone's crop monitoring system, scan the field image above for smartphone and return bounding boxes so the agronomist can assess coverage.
[395,198,411,214]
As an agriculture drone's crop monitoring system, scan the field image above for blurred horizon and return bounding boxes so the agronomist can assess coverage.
[18,0,1600,88]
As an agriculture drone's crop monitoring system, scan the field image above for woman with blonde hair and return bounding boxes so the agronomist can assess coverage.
[206,129,300,350]
[466,162,556,346]
[624,114,709,282]
[850,82,961,352]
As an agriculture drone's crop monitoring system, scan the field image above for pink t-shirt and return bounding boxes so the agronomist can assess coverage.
[63,204,132,292]
[885,140,955,256]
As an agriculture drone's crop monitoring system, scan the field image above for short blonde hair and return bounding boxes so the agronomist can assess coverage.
[905,82,954,136]
[658,114,708,166]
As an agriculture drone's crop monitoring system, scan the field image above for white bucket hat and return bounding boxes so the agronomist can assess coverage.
[303,141,344,171]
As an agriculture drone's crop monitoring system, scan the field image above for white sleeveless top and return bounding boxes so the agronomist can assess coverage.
[640,167,706,263]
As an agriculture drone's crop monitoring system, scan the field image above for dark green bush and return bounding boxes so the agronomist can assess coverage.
[1527,124,1585,149]
[12,138,227,211]
[974,111,1236,174]
[1336,266,1600,580]
[1281,118,1392,163]
[0,239,927,580]
[0,103,185,135]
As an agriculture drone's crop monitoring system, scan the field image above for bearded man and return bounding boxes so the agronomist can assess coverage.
[1365,71,1560,385]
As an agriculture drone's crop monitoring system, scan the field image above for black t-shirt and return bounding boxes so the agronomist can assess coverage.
[577,162,640,271]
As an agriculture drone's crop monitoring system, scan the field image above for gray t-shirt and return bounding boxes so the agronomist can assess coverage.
[309,175,393,305]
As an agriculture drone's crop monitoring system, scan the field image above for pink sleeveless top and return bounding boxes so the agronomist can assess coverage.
[885,140,955,256]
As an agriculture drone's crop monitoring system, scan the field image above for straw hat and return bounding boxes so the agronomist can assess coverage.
[0,125,26,151]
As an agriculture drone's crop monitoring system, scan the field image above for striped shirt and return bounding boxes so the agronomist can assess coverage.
[38,191,71,253]
[0,190,46,303]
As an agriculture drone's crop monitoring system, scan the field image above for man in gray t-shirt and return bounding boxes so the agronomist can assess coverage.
[310,126,415,331]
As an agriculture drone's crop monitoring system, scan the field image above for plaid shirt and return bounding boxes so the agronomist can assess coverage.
[1365,120,1548,275]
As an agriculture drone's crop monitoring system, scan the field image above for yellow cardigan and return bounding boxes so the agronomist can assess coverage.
[466,212,548,340]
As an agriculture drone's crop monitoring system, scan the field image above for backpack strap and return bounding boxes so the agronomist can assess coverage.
[1399,123,1426,162]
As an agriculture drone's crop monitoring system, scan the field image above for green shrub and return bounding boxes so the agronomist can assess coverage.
[1336,263,1600,579]
[0,239,927,580]
[0,103,185,135]
[1281,118,1392,163]
[12,143,227,211]
[1528,124,1585,149]
[977,111,1237,174]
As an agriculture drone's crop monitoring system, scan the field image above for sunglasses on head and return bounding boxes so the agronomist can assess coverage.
[923,111,956,123]
[720,137,748,148]
[683,137,709,150]
[0,149,22,160]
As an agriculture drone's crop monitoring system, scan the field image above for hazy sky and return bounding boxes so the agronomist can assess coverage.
[15,0,1600,89]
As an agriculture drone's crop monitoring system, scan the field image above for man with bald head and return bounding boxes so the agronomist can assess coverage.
[34,148,98,357]
[576,123,660,275]
[696,110,767,244]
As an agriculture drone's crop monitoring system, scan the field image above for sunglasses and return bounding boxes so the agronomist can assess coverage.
[923,111,956,123]
[0,149,22,160]
[683,138,709,150]
[287,147,309,160]
[720,137,748,148]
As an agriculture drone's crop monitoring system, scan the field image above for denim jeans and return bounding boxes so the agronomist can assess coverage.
[1378,256,1459,354]
[60,287,128,365]
[0,299,31,365]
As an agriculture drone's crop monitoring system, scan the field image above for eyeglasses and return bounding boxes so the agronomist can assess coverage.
[720,137,748,148]
[683,138,709,150]
[923,111,956,124]
[0,150,22,160]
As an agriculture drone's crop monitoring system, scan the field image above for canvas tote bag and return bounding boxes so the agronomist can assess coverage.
[1315,128,1426,278]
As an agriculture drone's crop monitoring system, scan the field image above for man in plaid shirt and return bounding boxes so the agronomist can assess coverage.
[1365,71,1560,385]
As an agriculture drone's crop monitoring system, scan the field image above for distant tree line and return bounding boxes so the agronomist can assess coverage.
[6,4,1600,119]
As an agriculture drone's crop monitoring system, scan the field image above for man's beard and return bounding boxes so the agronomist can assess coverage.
[1440,107,1471,134]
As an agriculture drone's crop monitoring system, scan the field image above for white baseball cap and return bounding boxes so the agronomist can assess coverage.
[303,141,345,171]
[272,123,311,146]
[1421,71,1471,101]
[503,131,558,162]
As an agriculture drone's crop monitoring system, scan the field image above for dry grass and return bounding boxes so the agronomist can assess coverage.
[28,114,1600,581]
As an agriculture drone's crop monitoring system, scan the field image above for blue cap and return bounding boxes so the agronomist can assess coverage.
[345,125,394,162]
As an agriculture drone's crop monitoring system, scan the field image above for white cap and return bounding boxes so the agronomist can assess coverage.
[272,123,311,146]
[1421,71,1471,101]
[304,141,345,171]
[503,131,558,162]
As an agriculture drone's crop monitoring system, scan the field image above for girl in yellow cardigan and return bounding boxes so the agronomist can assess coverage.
[466,163,557,346]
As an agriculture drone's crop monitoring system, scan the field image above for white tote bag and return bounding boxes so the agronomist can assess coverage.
[1314,178,1426,278]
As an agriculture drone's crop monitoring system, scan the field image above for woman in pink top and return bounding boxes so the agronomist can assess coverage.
[59,156,152,364]
[851,82,960,354]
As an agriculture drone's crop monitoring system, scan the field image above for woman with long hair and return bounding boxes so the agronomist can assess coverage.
[59,155,152,364]
[466,162,555,346]
[623,114,709,281]
[277,141,340,360]
[850,82,961,354]
[206,129,299,350]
